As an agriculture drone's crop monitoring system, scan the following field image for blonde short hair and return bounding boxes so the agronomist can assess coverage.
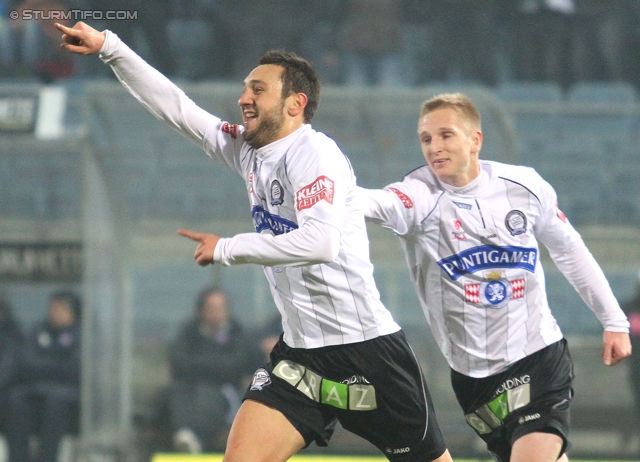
[420,93,481,131]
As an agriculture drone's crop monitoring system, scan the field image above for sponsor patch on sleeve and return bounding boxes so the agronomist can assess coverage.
[555,203,567,223]
[221,121,238,139]
[296,175,334,211]
[388,187,413,208]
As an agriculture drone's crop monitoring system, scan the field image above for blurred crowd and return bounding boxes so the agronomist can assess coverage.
[0,286,280,459]
[0,291,81,462]
[1,0,640,89]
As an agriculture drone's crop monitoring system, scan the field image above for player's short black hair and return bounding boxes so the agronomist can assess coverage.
[259,50,320,124]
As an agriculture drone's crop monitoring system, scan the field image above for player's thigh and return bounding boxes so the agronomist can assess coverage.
[511,431,564,462]
[223,399,305,462]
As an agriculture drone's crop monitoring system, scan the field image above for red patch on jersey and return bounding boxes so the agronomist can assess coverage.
[221,122,238,139]
[511,278,526,299]
[296,176,334,211]
[555,203,567,223]
[465,284,480,303]
[388,187,413,208]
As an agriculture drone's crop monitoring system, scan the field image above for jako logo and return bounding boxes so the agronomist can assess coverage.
[392,448,410,454]
[518,413,540,424]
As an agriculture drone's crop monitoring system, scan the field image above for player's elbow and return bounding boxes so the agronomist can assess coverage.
[314,227,341,263]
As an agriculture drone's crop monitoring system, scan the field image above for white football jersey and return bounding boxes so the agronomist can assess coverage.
[100,31,401,349]
[362,160,629,377]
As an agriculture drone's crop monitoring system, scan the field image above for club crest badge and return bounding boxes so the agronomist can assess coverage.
[270,179,284,206]
[250,368,272,391]
[505,210,527,236]
[465,272,525,309]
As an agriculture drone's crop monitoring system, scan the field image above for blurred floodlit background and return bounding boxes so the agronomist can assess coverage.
[1,1,640,461]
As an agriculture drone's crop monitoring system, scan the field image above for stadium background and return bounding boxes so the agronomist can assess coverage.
[1,2,640,461]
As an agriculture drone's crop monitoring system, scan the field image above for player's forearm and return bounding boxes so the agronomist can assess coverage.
[98,30,210,146]
[552,241,630,332]
[214,219,340,266]
[357,187,408,234]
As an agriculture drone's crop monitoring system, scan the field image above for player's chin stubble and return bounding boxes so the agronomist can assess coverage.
[243,103,285,149]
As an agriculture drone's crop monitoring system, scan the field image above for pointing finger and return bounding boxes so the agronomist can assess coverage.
[178,229,204,242]
[55,22,76,35]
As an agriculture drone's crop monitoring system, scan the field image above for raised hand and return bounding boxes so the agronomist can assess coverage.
[178,229,221,266]
[55,21,106,55]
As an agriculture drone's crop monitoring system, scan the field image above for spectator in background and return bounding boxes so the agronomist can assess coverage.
[217,0,306,81]
[399,0,434,86]
[96,0,175,77]
[160,286,250,454]
[339,0,406,86]
[0,298,23,435]
[424,0,501,86]
[246,314,283,373]
[508,0,575,89]
[8,0,76,82]
[6,290,81,462]
[622,271,640,456]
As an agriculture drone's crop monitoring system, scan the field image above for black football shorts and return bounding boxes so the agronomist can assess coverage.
[451,338,574,462]
[244,330,448,461]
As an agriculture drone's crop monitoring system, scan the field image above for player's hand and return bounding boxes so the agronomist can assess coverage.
[178,229,221,266]
[55,21,105,55]
[602,331,632,366]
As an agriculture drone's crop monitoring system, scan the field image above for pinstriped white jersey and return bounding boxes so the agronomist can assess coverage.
[99,31,401,350]
[362,160,629,377]
[203,122,401,348]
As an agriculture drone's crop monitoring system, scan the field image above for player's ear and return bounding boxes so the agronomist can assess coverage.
[287,93,308,118]
[471,130,483,155]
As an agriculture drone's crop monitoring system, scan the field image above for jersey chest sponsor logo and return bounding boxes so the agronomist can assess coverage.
[437,245,538,280]
[252,205,298,235]
[296,175,334,211]
[387,187,413,208]
[221,121,238,139]
[465,276,525,308]
[452,219,467,240]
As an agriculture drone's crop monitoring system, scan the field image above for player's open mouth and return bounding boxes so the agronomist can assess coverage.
[242,109,258,124]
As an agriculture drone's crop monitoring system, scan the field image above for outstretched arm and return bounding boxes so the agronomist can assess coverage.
[178,219,341,267]
[358,186,410,235]
[56,22,212,147]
